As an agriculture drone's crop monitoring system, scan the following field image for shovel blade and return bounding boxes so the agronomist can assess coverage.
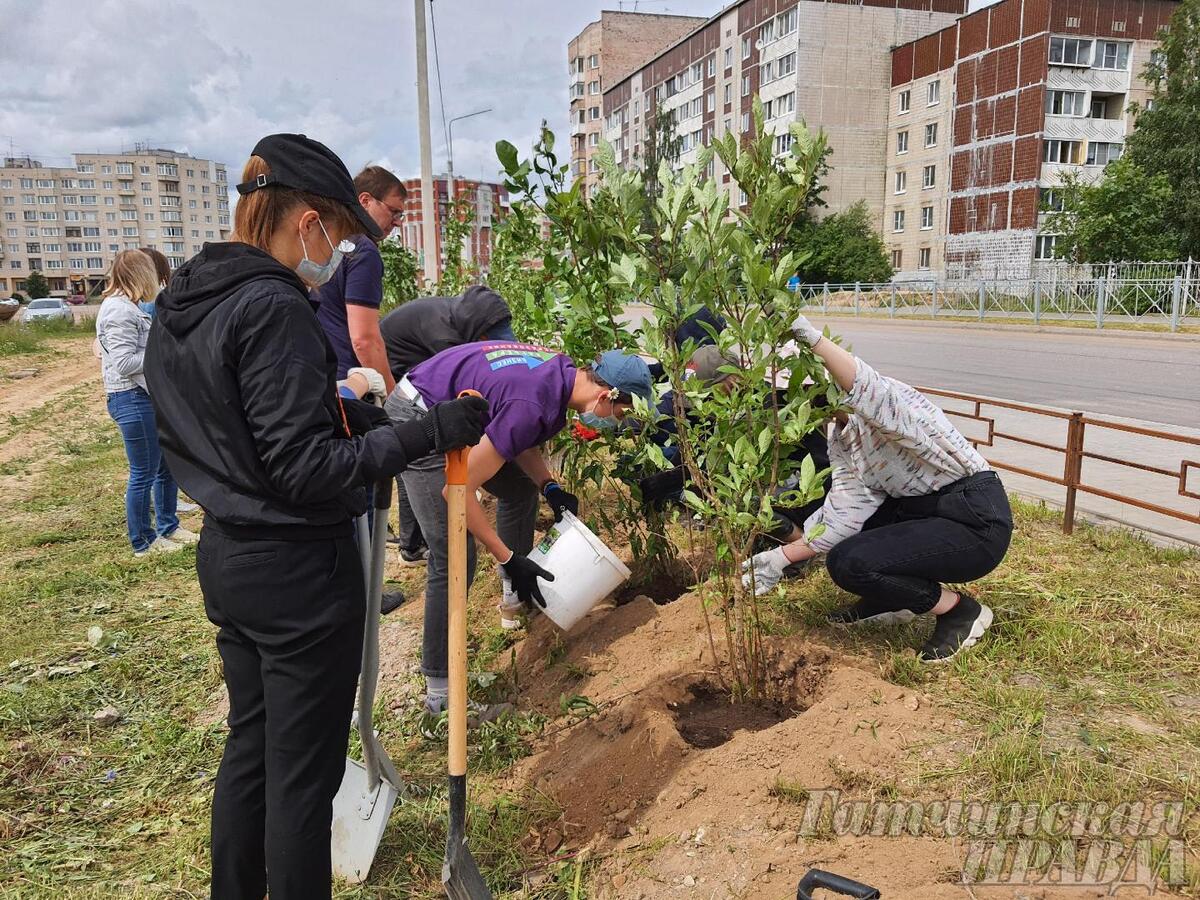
[442,836,492,899]
[331,758,399,883]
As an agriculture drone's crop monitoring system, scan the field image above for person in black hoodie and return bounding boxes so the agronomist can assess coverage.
[143,133,487,900]
[379,285,515,564]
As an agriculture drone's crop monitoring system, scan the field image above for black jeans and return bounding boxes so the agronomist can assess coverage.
[825,471,1013,614]
[197,525,364,900]
[394,474,426,553]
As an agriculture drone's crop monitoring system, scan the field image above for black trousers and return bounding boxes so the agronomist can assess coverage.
[197,525,365,900]
[825,471,1013,614]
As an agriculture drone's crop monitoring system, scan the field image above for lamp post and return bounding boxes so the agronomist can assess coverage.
[446,107,492,205]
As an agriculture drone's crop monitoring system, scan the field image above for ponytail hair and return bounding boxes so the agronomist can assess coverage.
[232,156,360,251]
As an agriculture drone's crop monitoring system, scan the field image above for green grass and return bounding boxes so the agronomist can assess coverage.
[0,319,91,358]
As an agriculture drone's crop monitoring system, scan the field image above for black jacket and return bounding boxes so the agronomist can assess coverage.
[144,243,434,536]
[379,285,510,381]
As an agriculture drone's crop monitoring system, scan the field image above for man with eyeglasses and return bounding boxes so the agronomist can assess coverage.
[313,165,405,396]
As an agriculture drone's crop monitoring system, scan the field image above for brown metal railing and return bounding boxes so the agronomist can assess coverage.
[917,387,1200,536]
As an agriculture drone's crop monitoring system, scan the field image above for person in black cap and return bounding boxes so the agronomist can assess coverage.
[143,133,488,900]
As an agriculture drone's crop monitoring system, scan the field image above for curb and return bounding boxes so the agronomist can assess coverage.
[814,314,1200,342]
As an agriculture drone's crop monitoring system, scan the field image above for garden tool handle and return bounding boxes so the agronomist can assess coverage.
[445,390,479,779]
[796,869,881,900]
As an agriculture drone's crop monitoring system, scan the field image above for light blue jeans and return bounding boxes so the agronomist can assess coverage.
[106,387,179,551]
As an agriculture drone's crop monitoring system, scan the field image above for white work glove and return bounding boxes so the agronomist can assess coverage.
[741,546,790,597]
[790,312,824,348]
[347,366,387,400]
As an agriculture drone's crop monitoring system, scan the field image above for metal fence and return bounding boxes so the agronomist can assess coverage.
[797,276,1200,331]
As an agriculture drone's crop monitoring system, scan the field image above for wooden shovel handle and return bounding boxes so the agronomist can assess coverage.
[445,390,481,487]
[445,390,479,778]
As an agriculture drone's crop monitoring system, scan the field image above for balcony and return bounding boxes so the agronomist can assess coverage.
[570,120,585,137]
[1043,116,1127,143]
[1046,67,1131,94]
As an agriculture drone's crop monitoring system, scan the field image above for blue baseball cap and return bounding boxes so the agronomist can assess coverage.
[594,350,653,402]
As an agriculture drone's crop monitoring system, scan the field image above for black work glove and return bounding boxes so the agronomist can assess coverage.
[422,395,489,452]
[341,397,391,437]
[500,553,555,608]
[541,481,579,522]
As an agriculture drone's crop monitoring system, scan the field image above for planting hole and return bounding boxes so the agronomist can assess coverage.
[615,565,693,606]
[670,682,793,749]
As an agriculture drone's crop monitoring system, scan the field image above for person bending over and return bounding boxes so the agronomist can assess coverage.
[743,313,1012,662]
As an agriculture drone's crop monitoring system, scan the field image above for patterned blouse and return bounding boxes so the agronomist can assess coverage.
[804,358,989,553]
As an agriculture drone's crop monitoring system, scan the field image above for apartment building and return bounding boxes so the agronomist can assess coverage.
[0,148,230,298]
[886,0,1176,279]
[569,10,707,194]
[600,0,966,222]
[395,175,507,278]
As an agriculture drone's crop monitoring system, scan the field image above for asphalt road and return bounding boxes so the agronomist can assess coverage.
[816,319,1200,428]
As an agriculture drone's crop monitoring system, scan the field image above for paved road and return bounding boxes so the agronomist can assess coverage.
[818,318,1200,429]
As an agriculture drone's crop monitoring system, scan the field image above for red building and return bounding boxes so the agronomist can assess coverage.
[396,175,508,281]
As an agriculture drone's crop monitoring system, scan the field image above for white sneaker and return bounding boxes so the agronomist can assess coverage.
[134,536,183,558]
[163,526,200,545]
[176,499,200,513]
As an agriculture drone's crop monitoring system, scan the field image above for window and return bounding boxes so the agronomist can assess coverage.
[86,257,104,269]
[1043,139,1080,164]
[104,197,115,207]
[777,52,796,79]
[891,249,903,269]
[775,133,793,155]
[19,178,32,189]
[927,80,940,105]
[588,54,599,69]
[35,178,54,188]
[82,227,99,236]
[141,182,151,191]
[1096,41,1130,70]
[742,36,751,59]
[83,241,101,252]
[707,56,715,78]
[777,8,797,36]
[1086,141,1123,166]
[103,181,113,189]
[1045,90,1087,116]
[759,20,774,45]
[116,162,132,175]
[922,164,936,189]
[1034,235,1058,259]
[79,179,95,188]
[765,92,794,119]
[143,197,154,207]
[918,248,931,269]
[741,74,750,97]
[588,132,599,147]
[1039,187,1065,212]
[589,106,600,120]
[1049,37,1093,66]
[892,210,905,232]
[139,165,150,174]
[895,171,907,194]
[691,62,702,83]
[920,206,934,230]
[738,189,748,206]
[706,90,715,112]
[924,123,938,148]
[724,83,731,104]
[761,60,775,83]
[741,112,750,132]
[76,163,95,174]
[898,90,910,113]
[37,196,54,205]
[897,130,909,153]
[122,227,139,237]
[724,47,732,70]
[25,242,40,253]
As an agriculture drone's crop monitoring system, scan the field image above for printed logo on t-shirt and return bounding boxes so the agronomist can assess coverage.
[483,344,557,371]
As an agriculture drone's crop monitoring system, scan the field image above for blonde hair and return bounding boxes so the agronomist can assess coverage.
[103,250,160,303]
[232,155,359,252]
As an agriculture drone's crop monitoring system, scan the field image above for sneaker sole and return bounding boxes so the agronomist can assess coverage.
[397,556,428,567]
[921,603,993,664]
[830,609,918,627]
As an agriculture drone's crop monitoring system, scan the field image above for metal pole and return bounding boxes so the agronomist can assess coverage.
[1096,276,1105,329]
[822,282,829,314]
[415,0,439,287]
[854,281,860,316]
[445,108,492,267]
[889,281,896,318]
[978,280,985,321]
[932,280,938,316]
[1170,275,1182,333]
[1033,279,1041,326]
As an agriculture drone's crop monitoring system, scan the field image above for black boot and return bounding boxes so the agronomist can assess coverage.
[919,592,992,662]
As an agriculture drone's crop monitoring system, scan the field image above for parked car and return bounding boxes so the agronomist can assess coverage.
[64,293,87,305]
[0,297,19,322]
[20,297,74,324]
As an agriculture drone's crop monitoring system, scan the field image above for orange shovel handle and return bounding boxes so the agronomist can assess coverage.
[445,390,482,485]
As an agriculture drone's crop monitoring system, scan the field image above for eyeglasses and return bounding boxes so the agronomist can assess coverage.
[374,196,404,224]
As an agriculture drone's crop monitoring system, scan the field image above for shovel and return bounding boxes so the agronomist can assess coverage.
[441,429,492,899]
[331,477,406,882]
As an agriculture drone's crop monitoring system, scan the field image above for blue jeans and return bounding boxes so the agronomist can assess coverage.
[106,387,179,551]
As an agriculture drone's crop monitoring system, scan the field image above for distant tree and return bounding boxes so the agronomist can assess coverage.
[1044,157,1181,263]
[641,106,682,210]
[1124,0,1200,257]
[377,237,421,314]
[792,201,894,284]
[23,271,49,299]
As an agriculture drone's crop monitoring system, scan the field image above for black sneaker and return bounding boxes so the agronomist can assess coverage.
[386,525,400,545]
[919,593,992,663]
[398,547,428,567]
[381,591,406,615]
[827,599,917,626]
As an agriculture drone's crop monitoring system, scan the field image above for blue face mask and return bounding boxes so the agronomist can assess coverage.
[295,219,347,287]
[580,395,619,432]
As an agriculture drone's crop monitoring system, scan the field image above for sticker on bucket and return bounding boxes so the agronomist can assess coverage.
[527,511,632,631]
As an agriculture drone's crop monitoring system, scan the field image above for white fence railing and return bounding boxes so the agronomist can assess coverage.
[796,277,1199,331]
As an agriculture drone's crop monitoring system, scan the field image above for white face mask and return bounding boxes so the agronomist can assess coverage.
[295,218,348,287]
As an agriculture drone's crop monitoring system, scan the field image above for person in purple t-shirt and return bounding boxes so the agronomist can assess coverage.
[385,342,652,724]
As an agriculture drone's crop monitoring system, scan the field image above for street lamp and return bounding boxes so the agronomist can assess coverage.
[446,107,492,204]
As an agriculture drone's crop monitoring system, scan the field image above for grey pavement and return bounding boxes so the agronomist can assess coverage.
[623,309,1200,545]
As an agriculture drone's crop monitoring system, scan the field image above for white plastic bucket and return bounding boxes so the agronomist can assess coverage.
[527,511,632,631]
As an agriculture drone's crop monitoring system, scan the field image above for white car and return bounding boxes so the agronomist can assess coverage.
[20,297,74,324]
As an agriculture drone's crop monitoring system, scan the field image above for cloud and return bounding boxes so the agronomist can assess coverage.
[0,0,717,182]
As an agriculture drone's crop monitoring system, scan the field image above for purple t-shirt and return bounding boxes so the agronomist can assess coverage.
[313,234,383,379]
[408,341,576,461]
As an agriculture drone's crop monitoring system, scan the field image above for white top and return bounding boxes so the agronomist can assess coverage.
[804,358,990,553]
[95,294,152,394]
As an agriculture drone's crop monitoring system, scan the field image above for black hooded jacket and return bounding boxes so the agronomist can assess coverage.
[143,242,435,536]
[379,285,510,381]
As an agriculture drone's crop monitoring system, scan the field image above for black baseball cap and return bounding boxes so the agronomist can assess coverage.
[235,133,382,240]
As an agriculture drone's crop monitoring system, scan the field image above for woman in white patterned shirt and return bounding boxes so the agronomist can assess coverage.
[743,313,1012,661]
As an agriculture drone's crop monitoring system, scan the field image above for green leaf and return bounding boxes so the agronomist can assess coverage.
[495,140,519,176]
